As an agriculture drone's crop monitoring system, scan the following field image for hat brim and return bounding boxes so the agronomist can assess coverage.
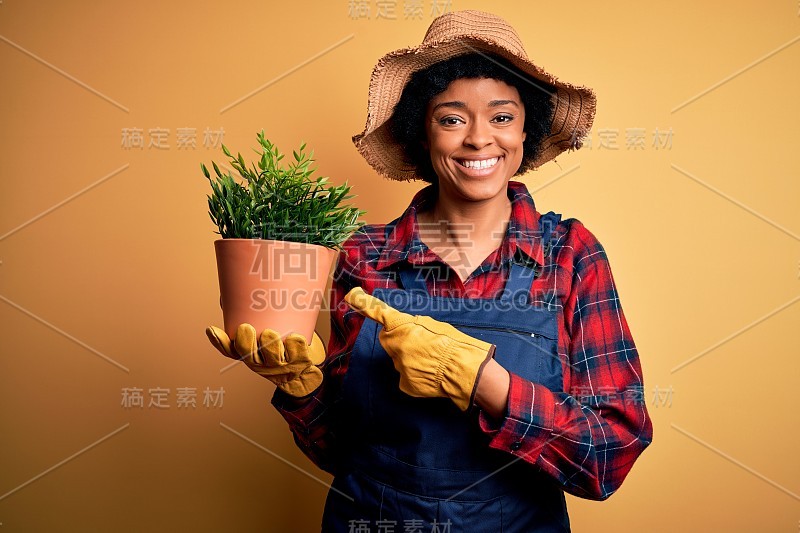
[353,36,596,182]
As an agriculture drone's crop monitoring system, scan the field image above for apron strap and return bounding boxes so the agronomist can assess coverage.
[397,266,428,292]
[538,210,562,259]
[505,210,562,305]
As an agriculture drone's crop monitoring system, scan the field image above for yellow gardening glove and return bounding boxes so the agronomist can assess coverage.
[344,287,495,411]
[205,324,326,398]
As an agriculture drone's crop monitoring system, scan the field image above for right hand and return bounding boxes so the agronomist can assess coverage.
[205,324,326,398]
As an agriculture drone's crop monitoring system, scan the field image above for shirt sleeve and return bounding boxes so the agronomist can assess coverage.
[477,229,653,501]
[269,247,364,474]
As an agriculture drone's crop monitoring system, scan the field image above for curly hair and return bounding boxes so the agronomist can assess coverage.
[388,52,557,184]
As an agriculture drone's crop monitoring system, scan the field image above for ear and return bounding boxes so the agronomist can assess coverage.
[421,139,429,151]
[522,131,527,142]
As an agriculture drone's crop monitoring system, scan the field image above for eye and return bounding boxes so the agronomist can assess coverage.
[492,114,515,123]
[438,116,464,126]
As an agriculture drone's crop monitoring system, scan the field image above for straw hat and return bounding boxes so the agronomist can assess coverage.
[352,9,597,182]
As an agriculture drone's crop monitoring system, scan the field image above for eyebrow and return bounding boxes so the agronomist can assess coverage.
[431,99,520,113]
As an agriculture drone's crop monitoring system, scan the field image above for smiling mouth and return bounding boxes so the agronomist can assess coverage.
[455,157,501,170]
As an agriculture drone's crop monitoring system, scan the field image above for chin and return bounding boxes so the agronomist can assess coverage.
[449,175,510,202]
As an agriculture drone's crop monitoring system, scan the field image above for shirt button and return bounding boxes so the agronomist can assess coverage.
[510,441,522,451]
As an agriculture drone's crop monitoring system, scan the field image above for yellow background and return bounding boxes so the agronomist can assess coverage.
[1,1,799,531]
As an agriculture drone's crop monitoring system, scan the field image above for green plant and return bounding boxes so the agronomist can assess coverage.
[202,131,365,249]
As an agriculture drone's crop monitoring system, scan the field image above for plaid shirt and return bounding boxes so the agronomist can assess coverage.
[272,180,653,501]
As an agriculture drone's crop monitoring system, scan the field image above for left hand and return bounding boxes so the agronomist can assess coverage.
[344,287,495,411]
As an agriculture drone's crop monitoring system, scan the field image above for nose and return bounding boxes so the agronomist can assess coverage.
[463,119,493,150]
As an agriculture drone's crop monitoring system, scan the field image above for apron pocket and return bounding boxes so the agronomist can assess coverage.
[376,477,504,533]
[435,494,504,533]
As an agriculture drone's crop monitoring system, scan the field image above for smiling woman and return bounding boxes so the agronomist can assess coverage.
[207,9,653,533]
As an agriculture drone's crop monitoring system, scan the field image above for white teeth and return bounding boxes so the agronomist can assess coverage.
[459,157,499,169]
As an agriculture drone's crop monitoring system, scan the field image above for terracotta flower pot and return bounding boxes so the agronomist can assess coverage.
[214,239,338,344]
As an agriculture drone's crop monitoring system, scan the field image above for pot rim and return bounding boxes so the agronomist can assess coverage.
[213,238,336,250]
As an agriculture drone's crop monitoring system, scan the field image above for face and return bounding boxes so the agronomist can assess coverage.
[423,77,526,204]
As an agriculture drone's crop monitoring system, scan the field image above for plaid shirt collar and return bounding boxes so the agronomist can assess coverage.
[375,180,545,271]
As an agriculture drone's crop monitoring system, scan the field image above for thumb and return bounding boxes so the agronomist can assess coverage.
[206,325,235,359]
[344,287,409,329]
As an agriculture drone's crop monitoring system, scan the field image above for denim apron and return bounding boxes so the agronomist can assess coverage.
[322,212,569,532]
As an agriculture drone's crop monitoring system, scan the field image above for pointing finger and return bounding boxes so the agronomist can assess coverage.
[344,287,411,329]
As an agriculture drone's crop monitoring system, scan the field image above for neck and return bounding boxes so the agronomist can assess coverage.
[418,185,511,249]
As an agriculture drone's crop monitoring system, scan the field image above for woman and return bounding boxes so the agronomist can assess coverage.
[207,10,653,532]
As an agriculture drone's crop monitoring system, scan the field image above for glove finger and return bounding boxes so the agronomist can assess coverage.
[205,326,235,359]
[233,323,258,362]
[344,287,411,329]
[284,333,312,363]
[257,328,286,367]
[255,331,311,376]
[281,333,318,374]
[247,333,303,381]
